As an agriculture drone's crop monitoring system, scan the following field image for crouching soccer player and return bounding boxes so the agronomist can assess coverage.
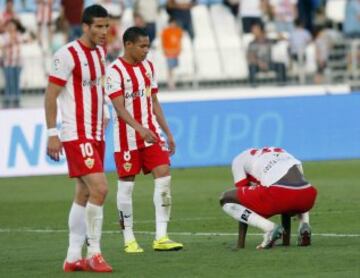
[219,147,317,249]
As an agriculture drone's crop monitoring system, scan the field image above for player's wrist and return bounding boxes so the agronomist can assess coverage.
[47,128,59,137]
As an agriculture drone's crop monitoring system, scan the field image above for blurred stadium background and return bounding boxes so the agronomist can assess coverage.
[0,1,359,277]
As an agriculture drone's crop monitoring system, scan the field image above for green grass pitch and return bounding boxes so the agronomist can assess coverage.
[1,160,360,277]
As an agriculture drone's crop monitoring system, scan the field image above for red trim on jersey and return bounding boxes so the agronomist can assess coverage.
[235,178,249,188]
[121,58,144,149]
[68,46,85,139]
[138,63,157,139]
[147,61,158,95]
[113,64,129,151]
[95,48,105,140]
[108,91,123,99]
[82,48,98,139]
[48,75,66,86]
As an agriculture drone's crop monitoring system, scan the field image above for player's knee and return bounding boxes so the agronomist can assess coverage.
[219,190,237,207]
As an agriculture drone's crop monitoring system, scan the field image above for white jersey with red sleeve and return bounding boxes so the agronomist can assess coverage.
[48,40,107,142]
[105,57,164,152]
[232,147,302,187]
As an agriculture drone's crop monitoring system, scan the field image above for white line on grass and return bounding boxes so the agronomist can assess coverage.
[0,228,359,237]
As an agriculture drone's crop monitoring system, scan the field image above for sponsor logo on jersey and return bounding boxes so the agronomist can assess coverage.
[85,157,95,169]
[125,89,145,99]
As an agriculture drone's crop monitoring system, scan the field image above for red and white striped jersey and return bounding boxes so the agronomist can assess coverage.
[49,40,107,142]
[232,147,302,187]
[105,57,164,151]
[36,0,53,25]
[0,32,30,67]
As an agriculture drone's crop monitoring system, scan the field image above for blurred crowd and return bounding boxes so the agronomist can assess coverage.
[1,0,360,108]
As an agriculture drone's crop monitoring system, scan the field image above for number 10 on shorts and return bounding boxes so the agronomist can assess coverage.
[80,143,94,158]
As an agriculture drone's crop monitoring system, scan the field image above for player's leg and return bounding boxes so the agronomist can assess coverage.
[63,179,89,272]
[151,164,183,251]
[297,212,312,246]
[114,150,143,253]
[81,172,112,272]
[117,175,144,253]
[219,189,283,249]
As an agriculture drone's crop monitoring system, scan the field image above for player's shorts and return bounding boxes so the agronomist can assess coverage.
[114,143,170,178]
[62,139,105,178]
[236,184,317,218]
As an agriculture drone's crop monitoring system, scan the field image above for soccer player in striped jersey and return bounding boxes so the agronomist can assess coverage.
[44,5,112,272]
[106,27,183,253]
[220,147,317,249]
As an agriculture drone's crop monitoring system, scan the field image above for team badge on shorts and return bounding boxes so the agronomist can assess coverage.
[85,158,95,169]
[123,162,132,172]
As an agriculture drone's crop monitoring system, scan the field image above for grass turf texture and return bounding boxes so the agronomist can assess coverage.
[0,160,359,277]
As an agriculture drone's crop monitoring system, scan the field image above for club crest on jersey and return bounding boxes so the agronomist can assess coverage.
[123,162,132,172]
[85,158,95,169]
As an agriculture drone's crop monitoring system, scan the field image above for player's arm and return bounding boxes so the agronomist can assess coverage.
[111,95,157,143]
[152,93,176,155]
[44,82,63,161]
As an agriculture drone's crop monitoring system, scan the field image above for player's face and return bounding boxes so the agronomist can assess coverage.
[127,36,150,63]
[86,17,109,46]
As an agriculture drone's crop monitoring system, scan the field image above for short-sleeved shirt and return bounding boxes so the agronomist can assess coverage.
[105,57,164,152]
[48,40,107,142]
[232,147,302,187]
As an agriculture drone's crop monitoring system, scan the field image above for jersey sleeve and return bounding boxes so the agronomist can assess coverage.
[231,151,250,188]
[48,47,74,87]
[105,66,123,100]
[148,60,158,95]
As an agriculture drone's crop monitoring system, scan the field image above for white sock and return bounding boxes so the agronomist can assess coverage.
[66,202,86,262]
[153,176,172,240]
[85,202,103,257]
[298,212,310,225]
[222,203,275,233]
[117,180,135,244]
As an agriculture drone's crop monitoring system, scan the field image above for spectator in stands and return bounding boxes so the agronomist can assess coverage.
[238,0,265,34]
[313,23,342,84]
[0,0,17,34]
[269,0,297,33]
[162,17,183,90]
[343,0,360,39]
[296,0,315,33]
[134,0,158,46]
[0,19,33,108]
[223,0,239,17]
[36,0,53,49]
[106,14,122,62]
[60,0,84,42]
[166,0,195,40]
[289,19,312,63]
[247,22,287,86]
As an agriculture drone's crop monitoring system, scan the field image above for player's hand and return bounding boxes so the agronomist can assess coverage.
[139,127,157,144]
[47,136,63,161]
[167,133,176,156]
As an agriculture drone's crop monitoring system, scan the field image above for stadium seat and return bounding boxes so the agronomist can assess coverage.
[325,0,346,24]
[209,4,248,79]
[191,5,223,80]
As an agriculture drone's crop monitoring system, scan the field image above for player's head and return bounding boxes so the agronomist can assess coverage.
[123,27,150,63]
[81,4,109,46]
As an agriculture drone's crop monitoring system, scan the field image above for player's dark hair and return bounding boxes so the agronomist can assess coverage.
[123,27,148,44]
[82,4,108,25]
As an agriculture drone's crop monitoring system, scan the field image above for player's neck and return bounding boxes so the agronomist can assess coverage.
[121,54,138,65]
[78,36,97,50]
